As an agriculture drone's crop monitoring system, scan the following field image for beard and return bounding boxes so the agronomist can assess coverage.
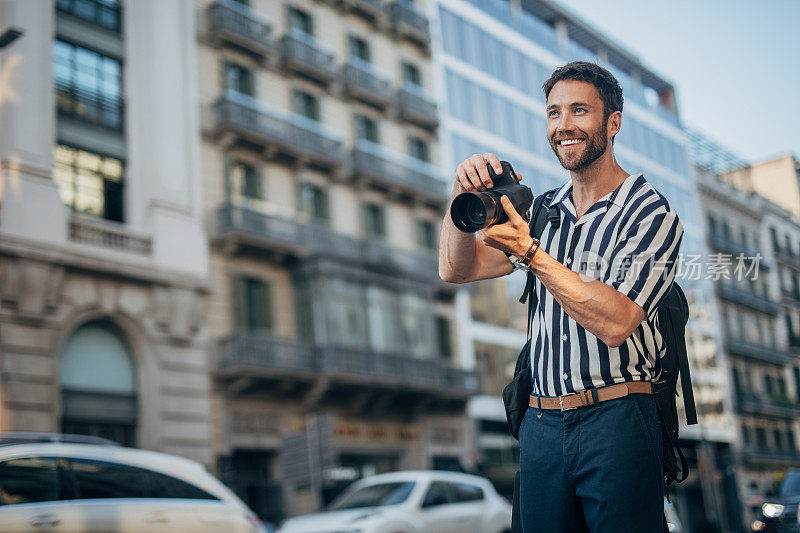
[550,121,609,171]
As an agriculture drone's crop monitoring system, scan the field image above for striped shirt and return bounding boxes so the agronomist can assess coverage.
[522,173,683,397]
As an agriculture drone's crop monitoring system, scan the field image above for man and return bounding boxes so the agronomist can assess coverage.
[438,62,682,532]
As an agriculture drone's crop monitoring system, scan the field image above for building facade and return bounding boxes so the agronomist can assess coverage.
[430,0,738,528]
[0,0,213,465]
[195,0,477,521]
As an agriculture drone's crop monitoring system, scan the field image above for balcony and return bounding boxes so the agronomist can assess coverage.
[68,215,152,255]
[708,233,770,270]
[782,288,800,306]
[56,82,123,132]
[389,0,430,47]
[206,0,275,58]
[715,284,780,316]
[214,205,442,286]
[217,332,480,400]
[736,392,800,419]
[724,338,791,366]
[775,249,800,270]
[343,59,394,108]
[56,0,121,32]
[210,93,345,169]
[398,84,438,130]
[740,446,800,468]
[353,140,448,204]
[280,31,338,85]
[341,0,385,20]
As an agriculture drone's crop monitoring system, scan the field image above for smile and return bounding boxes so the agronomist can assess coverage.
[558,139,584,146]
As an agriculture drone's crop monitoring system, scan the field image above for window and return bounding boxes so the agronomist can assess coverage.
[0,457,60,505]
[297,182,329,224]
[292,89,320,122]
[770,226,780,252]
[145,470,218,500]
[68,458,148,499]
[228,160,262,200]
[742,425,750,445]
[53,40,122,129]
[422,482,455,507]
[56,0,122,32]
[402,61,421,86]
[789,431,796,450]
[354,115,379,144]
[774,429,784,451]
[408,136,430,162]
[288,7,313,36]
[363,202,386,240]
[755,427,767,448]
[54,144,124,221]
[224,62,254,97]
[435,316,452,359]
[453,482,484,502]
[417,219,436,252]
[348,35,371,63]
[233,276,272,332]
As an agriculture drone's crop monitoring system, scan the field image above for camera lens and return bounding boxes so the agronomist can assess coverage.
[464,196,486,227]
[451,192,498,232]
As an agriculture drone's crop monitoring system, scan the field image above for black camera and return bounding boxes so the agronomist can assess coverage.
[450,161,534,233]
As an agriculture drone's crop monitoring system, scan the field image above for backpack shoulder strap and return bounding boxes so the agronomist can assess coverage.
[519,188,557,305]
[666,283,698,425]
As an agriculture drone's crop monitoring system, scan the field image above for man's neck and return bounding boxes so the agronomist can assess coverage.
[569,150,629,219]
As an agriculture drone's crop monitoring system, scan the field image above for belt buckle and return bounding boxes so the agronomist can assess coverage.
[559,396,578,411]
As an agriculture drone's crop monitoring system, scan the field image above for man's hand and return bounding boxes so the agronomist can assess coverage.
[454,153,522,194]
[481,195,533,257]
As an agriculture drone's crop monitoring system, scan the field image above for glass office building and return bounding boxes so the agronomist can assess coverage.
[431,0,738,528]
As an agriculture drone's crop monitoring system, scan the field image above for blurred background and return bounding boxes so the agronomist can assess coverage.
[0,0,798,531]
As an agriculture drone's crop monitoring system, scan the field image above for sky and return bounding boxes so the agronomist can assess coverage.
[554,0,800,164]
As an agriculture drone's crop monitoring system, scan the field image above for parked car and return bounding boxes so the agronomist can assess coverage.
[0,432,270,533]
[278,470,512,533]
[753,469,800,532]
[665,497,684,532]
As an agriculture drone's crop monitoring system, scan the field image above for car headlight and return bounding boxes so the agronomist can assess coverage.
[762,502,784,518]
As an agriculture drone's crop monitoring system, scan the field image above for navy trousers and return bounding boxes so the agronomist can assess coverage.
[519,393,664,532]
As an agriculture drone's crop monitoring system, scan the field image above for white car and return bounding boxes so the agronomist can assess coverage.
[0,433,270,533]
[278,470,512,533]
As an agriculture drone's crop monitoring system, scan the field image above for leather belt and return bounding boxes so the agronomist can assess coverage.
[529,381,653,411]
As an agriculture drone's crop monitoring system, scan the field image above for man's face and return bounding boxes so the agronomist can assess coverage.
[546,80,612,171]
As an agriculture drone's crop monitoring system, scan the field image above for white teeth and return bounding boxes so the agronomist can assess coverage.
[560,139,583,146]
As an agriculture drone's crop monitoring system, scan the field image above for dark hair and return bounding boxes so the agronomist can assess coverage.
[542,61,623,121]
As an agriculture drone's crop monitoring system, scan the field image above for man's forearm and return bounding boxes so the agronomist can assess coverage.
[438,183,478,282]
[530,250,644,347]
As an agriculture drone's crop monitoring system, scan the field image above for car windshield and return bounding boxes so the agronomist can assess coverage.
[781,473,800,496]
[330,481,415,510]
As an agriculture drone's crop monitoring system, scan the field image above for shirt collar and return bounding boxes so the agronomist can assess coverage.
[551,173,645,209]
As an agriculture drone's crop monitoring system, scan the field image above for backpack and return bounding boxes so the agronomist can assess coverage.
[503,189,697,500]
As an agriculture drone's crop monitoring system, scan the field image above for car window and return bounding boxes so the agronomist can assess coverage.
[330,482,415,510]
[422,481,456,508]
[145,470,218,500]
[67,458,148,499]
[781,472,800,496]
[453,482,484,502]
[0,457,60,506]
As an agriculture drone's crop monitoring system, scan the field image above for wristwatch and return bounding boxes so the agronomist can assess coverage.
[511,238,540,272]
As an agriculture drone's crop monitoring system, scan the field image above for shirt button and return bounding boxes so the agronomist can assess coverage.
[562,373,568,381]
[566,257,572,265]
[562,334,567,341]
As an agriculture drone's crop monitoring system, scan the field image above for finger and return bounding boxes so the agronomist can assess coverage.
[515,172,522,183]
[470,154,492,190]
[464,160,483,191]
[500,195,523,223]
[455,165,472,191]
[483,153,502,175]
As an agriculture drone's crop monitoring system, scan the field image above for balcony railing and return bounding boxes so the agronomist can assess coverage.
[389,0,430,45]
[715,284,780,316]
[206,0,274,57]
[736,392,800,419]
[342,0,385,20]
[740,446,800,467]
[343,59,394,108]
[56,0,121,32]
[215,205,441,284]
[68,215,152,255]
[782,288,800,306]
[724,337,791,366]
[708,234,769,269]
[211,93,345,169]
[398,84,438,129]
[280,31,338,84]
[775,249,800,270]
[218,333,480,396]
[56,82,124,131]
[353,140,448,203]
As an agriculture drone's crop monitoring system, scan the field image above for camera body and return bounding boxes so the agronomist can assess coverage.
[450,160,534,233]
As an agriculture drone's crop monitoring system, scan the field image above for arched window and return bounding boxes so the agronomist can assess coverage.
[59,320,137,446]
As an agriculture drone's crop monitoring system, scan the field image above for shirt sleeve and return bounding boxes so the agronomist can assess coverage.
[602,203,683,318]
